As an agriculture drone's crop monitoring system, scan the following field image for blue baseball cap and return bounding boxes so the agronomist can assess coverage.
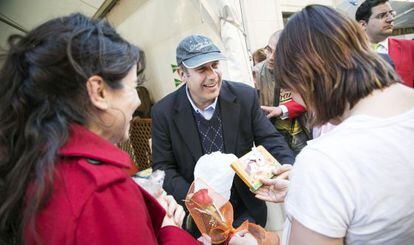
[176,34,226,68]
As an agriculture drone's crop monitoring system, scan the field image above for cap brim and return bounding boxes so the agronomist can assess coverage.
[182,52,226,69]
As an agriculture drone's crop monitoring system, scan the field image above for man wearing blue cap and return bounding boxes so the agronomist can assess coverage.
[151,34,294,235]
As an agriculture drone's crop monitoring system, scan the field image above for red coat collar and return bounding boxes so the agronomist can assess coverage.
[59,124,132,169]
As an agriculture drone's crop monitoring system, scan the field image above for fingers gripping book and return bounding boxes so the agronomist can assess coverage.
[231,146,281,192]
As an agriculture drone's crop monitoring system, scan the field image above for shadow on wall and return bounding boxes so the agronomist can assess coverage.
[108,0,150,26]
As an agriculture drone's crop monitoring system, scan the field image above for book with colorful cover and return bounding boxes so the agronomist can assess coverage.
[230,145,281,192]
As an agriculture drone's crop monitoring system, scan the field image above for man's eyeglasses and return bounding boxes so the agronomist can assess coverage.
[371,10,396,20]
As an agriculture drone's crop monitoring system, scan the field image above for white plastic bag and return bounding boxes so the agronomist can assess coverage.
[194,151,238,200]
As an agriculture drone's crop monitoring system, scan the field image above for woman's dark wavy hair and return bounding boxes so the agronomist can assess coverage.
[274,5,399,127]
[0,13,142,243]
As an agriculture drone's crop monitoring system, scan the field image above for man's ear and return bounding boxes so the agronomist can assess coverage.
[86,75,109,110]
[358,20,367,30]
[177,67,187,83]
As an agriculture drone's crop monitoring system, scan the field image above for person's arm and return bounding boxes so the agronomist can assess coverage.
[76,180,199,244]
[261,100,306,120]
[75,181,156,244]
[251,88,295,165]
[289,219,344,245]
[158,226,201,244]
[151,107,190,206]
[282,100,306,119]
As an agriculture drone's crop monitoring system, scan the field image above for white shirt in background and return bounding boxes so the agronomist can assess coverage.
[376,37,389,54]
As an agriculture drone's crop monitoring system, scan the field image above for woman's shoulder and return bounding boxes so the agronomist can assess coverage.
[55,157,140,214]
[58,124,136,193]
[72,157,131,190]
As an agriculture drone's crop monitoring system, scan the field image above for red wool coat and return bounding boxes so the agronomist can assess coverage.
[389,38,414,88]
[25,124,198,244]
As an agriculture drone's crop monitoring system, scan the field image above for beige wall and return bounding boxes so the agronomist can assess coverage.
[0,0,102,50]
[0,0,100,29]
[107,0,229,102]
[242,0,336,53]
[105,0,338,103]
[1,0,337,103]
[280,0,335,12]
[241,0,284,52]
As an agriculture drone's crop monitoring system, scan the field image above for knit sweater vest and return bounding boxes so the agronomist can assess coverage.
[192,107,224,154]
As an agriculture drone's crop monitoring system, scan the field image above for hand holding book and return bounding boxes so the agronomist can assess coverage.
[230,146,283,192]
[254,164,292,203]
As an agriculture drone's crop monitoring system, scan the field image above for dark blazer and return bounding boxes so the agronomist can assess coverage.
[151,80,295,226]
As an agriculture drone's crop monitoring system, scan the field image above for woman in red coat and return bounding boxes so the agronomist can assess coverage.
[0,13,197,244]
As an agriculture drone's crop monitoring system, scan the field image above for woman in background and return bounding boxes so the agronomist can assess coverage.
[0,13,198,244]
[252,48,267,66]
[257,5,414,245]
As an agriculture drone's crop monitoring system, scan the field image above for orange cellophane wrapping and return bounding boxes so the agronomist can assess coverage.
[185,179,279,244]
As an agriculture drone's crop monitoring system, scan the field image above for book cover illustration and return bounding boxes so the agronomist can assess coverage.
[230,145,281,192]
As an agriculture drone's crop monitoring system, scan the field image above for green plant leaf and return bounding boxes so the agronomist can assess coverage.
[174,78,182,87]
[171,64,179,73]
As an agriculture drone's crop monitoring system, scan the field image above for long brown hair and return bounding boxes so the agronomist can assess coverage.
[274,5,399,126]
[0,13,142,244]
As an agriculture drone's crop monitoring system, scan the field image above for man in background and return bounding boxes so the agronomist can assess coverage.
[356,0,414,87]
[255,31,311,155]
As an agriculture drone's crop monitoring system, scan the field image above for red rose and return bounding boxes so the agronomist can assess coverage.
[191,189,213,208]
